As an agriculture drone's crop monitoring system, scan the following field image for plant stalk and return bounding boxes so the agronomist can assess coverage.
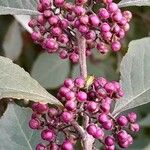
[77,31,94,150]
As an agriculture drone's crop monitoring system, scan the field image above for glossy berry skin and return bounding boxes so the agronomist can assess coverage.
[76,91,87,102]
[117,115,128,126]
[93,128,104,139]
[36,143,46,150]
[29,118,40,129]
[87,124,97,136]
[61,111,74,123]
[105,136,115,146]
[127,112,137,123]
[29,76,139,150]
[29,0,132,63]
[41,129,54,141]
[130,123,140,132]
[62,140,74,150]
[98,113,109,124]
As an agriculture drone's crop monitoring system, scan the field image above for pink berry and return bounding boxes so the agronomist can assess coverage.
[98,113,109,124]
[64,78,74,89]
[100,23,111,32]
[69,53,79,63]
[74,77,85,88]
[101,102,110,113]
[93,128,104,139]
[65,91,76,101]
[107,3,118,13]
[62,140,74,150]
[61,111,74,123]
[76,91,87,102]
[117,115,128,126]
[29,118,40,129]
[54,0,64,7]
[105,136,115,146]
[41,129,55,141]
[87,101,97,112]
[87,124,97,136]
[111,41,121,52]
[102,120,113,130]
[98,8,109,19]
[130,123,140,132]
[65,100,76,111]
[36,143,46,150]
[127,112,137,123]
[89,14,100,26]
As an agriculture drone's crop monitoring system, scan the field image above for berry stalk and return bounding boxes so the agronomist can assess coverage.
[77,31,94,150]
[77,31,87,79]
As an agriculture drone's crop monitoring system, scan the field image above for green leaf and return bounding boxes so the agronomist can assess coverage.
[143,143,150,150]
[31,53,70,89]
[0,0,39,15]
[0,56,62,106]
[118,0,150,7]
[14,15,32,33]
[113,37,150,116]
[140,114,150,127]
[0,103,40,150]
[127,139,150,150]
[3,21,23,61]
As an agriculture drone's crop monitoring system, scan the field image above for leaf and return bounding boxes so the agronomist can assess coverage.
[72,57,118,81]
[127,139,150,150]
[31,53,70,89]
[143,143,150,150]
[14,15,33,33]
[0,103,40,150]
[118,0,150,7]
[0,0,39,15]
[3,21,23,61]
[140,114,150,127]
[113,37,150,116]
[0,56,62,106]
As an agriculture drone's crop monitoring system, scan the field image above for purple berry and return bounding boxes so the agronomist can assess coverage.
[76,91,87,102]
[62,140,74,150]
[36,143,46,150]
[87,124,97,136]
[61,111,74,123]
[105,136,115,146]
[93,128,104,139]
[130,123,140,132]
[98,8,109,19]
[89,14,100,26]
[111,41,121,52]
[29,118,40,129]
[65,100,76,111]
[102,120,113,130]
[117,115,128,126]
[41,129,55,141]
[98,113,109,124]
[127,112,137,123]
[87,101,97,112]
[75,77,85,88]
[64,78,74,89]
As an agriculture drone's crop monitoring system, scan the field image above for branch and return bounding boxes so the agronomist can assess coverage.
[76,31,87,79]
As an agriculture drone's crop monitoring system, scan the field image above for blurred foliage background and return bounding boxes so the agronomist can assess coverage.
[0,2,150,150]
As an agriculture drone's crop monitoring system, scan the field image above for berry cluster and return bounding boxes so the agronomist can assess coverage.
[29,76,139,150]
[29,0,132,63]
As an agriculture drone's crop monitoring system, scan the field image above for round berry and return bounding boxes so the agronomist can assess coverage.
[76,91,87,102]
[117,115,128,126]
[41,129,54,141]
[87,124,97,136]
[36,143,46,150]
[29,118,40,129]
